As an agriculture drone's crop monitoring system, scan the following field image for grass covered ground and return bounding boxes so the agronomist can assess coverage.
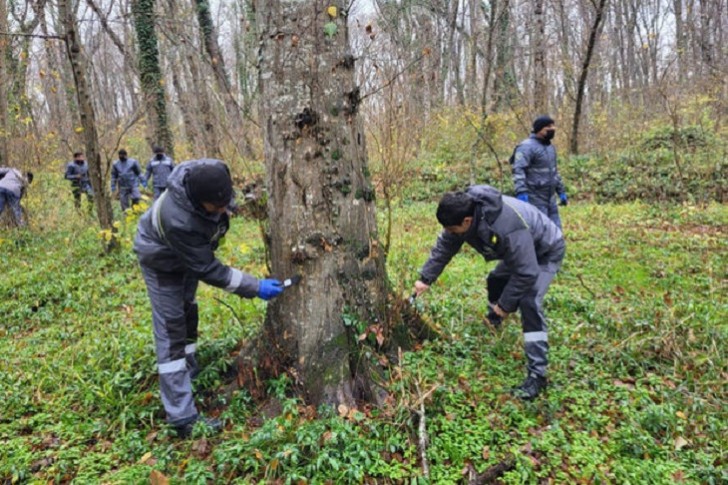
[0,178,726,483]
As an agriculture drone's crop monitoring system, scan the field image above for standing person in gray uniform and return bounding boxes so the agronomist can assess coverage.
[511,115,568,229]
[134,159,284,437]
[144,146,175,199]
[412,185,565,400]
[110,149,145,211]
[0,167,32,227]
[64,151,94,211]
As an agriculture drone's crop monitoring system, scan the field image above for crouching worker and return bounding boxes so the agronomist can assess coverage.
[0,167,33,227]
[134,159,284,437]
[412,185,565,400]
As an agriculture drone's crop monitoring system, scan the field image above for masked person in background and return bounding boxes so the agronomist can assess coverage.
[0,167,33,227]
[110,149,145,211]
[144,146,175,200]
[510,116,568,229]
[64,151,94,211]
[134,158,284,438]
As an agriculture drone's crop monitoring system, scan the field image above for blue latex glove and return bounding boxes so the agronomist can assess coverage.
[559,193,568,206]
[516,193,529,203]
[257,279,283,301]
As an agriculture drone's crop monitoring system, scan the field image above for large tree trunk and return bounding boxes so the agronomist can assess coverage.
[132,0,174,157]
[256,1,388,407]
[59,0,114,231]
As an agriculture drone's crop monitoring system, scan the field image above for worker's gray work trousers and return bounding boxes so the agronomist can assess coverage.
[119,186,141,211]
[486,258,562,377]
[140,265,200,426]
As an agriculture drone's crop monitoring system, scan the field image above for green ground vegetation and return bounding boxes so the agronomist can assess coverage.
[0,166,725,483]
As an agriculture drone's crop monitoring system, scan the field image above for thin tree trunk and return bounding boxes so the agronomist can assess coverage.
[58,0,114,231]
[0,0,9,165]
[255,1,388,407]
[533,0,547,113]
[570,0,609,155]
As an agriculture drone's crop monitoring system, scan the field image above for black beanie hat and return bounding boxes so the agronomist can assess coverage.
[532,115,555,134]
[186,162,233,206]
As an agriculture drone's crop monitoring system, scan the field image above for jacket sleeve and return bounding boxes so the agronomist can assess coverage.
[64,164,76,181]
[144,162,153,186]
[418,230,465,285]
[162,224,260,297]
[554,163,566,195]
[110,164,118,192]
[497,228,540,312]
[511,145,530,195]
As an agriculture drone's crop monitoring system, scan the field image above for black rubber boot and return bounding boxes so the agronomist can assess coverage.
[511,373,548,400]
[174,416,222,439]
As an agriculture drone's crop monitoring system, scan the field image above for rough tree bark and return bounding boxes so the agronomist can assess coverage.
[570,0,608,155]
[131,0,174,157]
[255,1,388,407]
[59,0,114,231]
[0,0,9,165]
[533,0,547,114]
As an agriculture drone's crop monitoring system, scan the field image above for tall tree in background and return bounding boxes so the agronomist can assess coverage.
[570,0,608,155]
[132,0,174,156]
[255,1,388,406]
[533,0,547,114]
[58,0,114,231]
[0,0,9,165]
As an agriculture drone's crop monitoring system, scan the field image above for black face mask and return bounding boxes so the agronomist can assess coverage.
[544,129,556,141]
[119,156,128,162]
[155,153,164,161]
[75,159,85,165]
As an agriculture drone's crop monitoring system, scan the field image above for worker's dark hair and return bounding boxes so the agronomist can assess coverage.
[73,151,84,158]
[118,149,127,156]
[26,171,34,184]
[436,191,474,227]
[153,145,165,154]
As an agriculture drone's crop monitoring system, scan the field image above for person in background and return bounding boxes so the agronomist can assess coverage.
[64,151,94,211]
[144,146,175,199]
[134,158,284,438]
[511,115,568,229]
[110,149,145,211]
[0,167,33,227]
[412,185,565,400]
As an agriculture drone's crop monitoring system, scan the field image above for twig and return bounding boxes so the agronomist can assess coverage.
[576,272,597,299]
[0,31,63,40]
[414,382,430,479]
[213,297,244,328]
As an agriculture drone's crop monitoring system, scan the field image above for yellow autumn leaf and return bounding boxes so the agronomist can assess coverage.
[676,411,687,419]
[74,126,84,133]
[138,451,153,464]
[327,5,337,18]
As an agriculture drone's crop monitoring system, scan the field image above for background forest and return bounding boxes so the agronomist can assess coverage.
[0,0,726,483]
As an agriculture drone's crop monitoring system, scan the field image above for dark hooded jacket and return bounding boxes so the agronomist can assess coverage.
[512,134,565,205]
[133,159,259,297]
[419,185,565,313]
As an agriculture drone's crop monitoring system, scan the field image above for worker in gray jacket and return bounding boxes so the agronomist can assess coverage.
[511,115,567,228]
[65,151,94,210]
[412,185,565,400]
[0,167,32,227]
[144,146,175,199]
[134,159,284,437]
[110,149,145,211]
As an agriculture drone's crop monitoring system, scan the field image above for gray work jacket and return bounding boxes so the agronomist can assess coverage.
[419,185,565,313]
[133,159,259,298]
[512,135,566,205]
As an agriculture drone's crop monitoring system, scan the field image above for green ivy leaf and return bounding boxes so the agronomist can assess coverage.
[323,22,338,38]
